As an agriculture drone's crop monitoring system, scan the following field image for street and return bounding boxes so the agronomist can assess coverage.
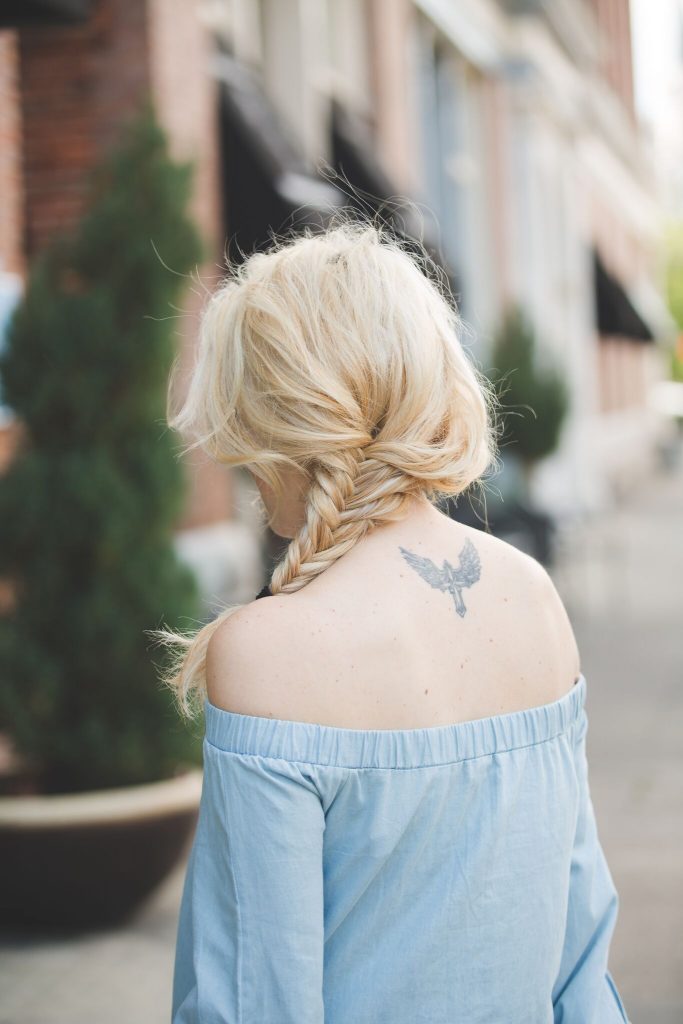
[0,459,681,1024]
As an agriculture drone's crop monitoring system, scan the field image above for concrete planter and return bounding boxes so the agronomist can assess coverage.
[0,768,202,931]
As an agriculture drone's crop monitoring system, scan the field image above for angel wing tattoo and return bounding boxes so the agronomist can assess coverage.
[398,537,481,618]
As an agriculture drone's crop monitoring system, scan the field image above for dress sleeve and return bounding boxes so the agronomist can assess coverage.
[552,708,630,1023]
[171,739,326,1024]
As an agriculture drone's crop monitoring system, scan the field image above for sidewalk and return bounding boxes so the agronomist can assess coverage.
[550,456,683,1024]
[0,459,681,1024]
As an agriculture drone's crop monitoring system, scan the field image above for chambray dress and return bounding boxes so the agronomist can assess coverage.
[171,594,629,1024]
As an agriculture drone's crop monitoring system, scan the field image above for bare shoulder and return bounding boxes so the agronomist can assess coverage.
[465,525,581,691]
[205,526,581,723]
[205,594,297,717]
[517,547,581,676]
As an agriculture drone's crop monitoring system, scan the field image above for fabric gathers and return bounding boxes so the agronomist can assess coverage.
[171,672,629,1024]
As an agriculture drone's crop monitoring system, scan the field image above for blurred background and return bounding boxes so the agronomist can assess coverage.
[0,1,681,1022]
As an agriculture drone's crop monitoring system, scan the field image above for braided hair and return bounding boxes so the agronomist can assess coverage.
[149,217,497,718]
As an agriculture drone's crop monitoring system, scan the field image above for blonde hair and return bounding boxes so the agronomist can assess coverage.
[150,217,497,718]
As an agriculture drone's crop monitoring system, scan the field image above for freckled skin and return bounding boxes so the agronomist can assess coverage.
[212,492,581,730]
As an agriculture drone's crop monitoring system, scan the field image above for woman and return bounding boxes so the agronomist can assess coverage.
[158,220,629,1023]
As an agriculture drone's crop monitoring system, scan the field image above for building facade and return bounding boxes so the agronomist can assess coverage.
[0,0,670,605]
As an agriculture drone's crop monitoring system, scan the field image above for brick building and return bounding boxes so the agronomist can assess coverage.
[0,0,268,608]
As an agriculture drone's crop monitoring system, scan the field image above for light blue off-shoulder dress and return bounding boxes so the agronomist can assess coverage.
[171,672,629,1023]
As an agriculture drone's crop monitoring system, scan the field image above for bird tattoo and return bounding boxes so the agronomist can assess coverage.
[399,537,482,618]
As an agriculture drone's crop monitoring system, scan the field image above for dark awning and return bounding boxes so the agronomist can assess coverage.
[593,248,654,342]
[214,55,344,264]
[330,99,463,304]
[0,0,91,27]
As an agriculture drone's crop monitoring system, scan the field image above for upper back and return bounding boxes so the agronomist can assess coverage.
[206,500,580,728]
[190,506,627,1024]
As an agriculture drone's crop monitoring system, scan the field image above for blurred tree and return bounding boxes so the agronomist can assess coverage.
[665,224,683,383]
[0,101,204,793]
[488,305,570,474]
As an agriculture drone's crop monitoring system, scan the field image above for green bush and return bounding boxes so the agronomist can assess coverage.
[488,305,570,467]
[0,102,204,794]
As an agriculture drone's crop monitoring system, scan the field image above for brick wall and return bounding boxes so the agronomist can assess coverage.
[19,0,151,259]
[587,0,636,122]
[9,0,233,527]
[0,30,23,276]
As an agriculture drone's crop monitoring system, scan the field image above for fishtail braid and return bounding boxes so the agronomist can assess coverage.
[271,442,420,595]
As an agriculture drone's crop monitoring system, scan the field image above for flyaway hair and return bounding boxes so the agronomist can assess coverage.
[149,216,498,718]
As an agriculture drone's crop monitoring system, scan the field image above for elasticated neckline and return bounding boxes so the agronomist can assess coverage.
[203,673,586,769]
